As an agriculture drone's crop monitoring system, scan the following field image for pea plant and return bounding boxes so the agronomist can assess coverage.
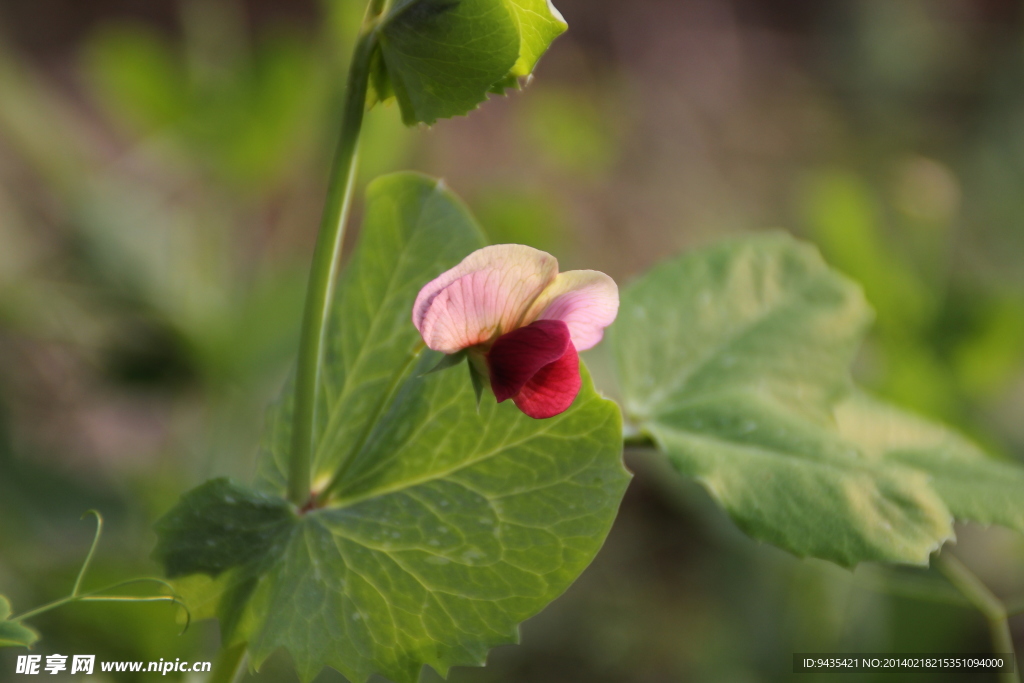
[3,1,1024,682]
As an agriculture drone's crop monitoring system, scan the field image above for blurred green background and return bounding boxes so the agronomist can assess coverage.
[0,0,1023,681]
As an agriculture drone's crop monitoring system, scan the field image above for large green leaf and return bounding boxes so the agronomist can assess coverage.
[372,0,565,125]
[835,391,1024,534]
[157,173,629,683]
[311,172,488,487]
[0,596,39,649]
[610,233,954,566]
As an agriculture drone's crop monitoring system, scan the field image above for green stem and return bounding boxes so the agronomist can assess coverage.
[75,596,182,604]
[288,18,380,506]
[936,553,1019,683]
[14,595,180,621]
[14,596,81,622]
[13,578,186,622]
[72,510,102,596]
[622,432,655,449]
[208,643,247,683]
[856,565,969,607]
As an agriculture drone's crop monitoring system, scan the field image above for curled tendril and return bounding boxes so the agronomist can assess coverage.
[10,512,192,635]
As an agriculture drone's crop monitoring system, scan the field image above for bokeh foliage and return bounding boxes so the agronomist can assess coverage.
[1,0,1023,681]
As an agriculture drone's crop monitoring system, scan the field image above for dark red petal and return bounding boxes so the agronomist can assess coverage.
[513,343,581,419]
[486,320,572,402]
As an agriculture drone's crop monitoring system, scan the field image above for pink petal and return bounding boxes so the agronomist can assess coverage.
[413,245,558,354]
[523,270,619,351]
[512,343,581,419]
[486,320,571,402]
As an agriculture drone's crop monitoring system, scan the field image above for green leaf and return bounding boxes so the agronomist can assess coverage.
[488,72,521,96]
[374,0,518,125]
[304,172,487,487]
[0,621,39,649]
[258,364,622,683]
[613,233,871,424]
[646,395,953,566]
[610,233,955,566]
[372,0,565,125]
[153,478,294,578]
[422,349,467,376]
[504,0,568,77]
[835,391,1024,534]
[468,359,487,408]
[159,172,629,683]
[0,596,39,649]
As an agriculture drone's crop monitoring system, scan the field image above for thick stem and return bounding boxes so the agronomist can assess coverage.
[287,24,379,506]
[622,433,655,449]
[208,643,247,683]
[936,553,1019,683]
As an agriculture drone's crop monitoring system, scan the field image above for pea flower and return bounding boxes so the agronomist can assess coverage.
[413,245,618,419]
